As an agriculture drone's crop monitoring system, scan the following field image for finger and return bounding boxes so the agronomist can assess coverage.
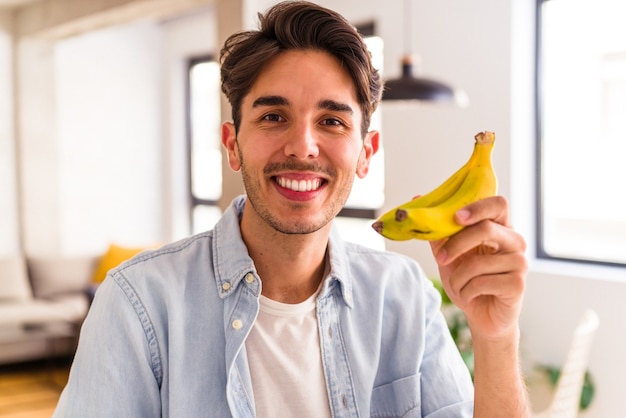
[446,253,527,303]
[437,221,526,266]
[458,271,526,311]
[456,195,510,227]
[429,238,448,260]
[451,251,527,292]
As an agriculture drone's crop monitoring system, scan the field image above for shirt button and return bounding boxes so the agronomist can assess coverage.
[245,273,255,284]
[222,282,231,291]
[232,319,243,330]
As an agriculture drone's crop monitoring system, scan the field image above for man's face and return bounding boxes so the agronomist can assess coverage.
[222,49,379,235]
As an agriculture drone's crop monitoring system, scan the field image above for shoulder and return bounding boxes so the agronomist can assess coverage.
[116,232,215,278]
[94,231,224,329]
[115,195,247,279]
[100,232,218,304]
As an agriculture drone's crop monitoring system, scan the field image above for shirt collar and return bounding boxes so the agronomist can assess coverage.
[323,226,354,308]
[213,195,354,308]
[212,195,259,299]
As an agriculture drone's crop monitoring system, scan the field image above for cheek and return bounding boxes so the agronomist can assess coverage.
[238,140,275,172]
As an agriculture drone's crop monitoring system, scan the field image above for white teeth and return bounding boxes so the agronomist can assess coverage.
[277,177,322,192]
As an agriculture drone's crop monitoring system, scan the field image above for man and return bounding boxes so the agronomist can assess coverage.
[54,2,530,417]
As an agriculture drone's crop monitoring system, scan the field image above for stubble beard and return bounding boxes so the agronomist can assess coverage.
[238,146,355,236]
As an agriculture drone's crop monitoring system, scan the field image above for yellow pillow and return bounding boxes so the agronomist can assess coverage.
[91,244,148,283]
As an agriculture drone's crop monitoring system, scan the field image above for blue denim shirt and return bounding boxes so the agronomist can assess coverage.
[54,196,473,417]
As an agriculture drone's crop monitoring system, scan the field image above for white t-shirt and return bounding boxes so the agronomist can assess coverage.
[246,287,332,418]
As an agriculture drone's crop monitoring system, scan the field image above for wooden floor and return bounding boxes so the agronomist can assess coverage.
[0,358,71,418]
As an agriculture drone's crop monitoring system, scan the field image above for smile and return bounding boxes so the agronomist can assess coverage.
[275,176,323,192]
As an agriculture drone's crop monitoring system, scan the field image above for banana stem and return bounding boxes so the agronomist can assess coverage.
[475,131,495,145]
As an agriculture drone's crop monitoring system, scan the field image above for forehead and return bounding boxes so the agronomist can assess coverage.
[243,49,360,111]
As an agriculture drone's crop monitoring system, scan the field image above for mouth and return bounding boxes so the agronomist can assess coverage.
[274,176,325,192]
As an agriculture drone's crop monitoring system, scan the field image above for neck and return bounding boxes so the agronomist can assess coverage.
[240,202,331,304]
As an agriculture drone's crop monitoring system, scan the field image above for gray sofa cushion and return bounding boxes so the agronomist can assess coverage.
[0,296,89,327]
[0,256,33,302]
[27,256,98,299]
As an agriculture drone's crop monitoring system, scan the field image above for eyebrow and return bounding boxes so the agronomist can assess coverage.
[252,95,288,108]
[319,99,354,115]
[251,96,354,115]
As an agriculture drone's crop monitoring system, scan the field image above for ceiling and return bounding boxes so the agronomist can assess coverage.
[0,0,40,10]
[1,0,212,38]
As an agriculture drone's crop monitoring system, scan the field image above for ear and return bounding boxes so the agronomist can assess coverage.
[222,122,241,171]
[356,130,380,179]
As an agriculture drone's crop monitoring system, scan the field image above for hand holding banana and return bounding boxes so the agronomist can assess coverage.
[374,131,528,413]
[372,131,497,241]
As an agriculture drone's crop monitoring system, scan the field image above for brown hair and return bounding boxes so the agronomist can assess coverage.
[219,1,382,137]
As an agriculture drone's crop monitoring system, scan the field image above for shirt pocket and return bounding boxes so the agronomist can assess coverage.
[370,374,422,418]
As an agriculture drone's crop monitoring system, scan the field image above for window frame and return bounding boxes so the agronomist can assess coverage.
[535,0,546,264]
[186,54,221,232]
[337,20,380,221]
[535,0,626,268]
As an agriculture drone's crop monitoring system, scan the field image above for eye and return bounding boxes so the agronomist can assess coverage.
[262,113,284,123]
[320,117,344,127]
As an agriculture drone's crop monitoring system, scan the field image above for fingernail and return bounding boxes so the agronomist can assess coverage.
[456,208,470,223]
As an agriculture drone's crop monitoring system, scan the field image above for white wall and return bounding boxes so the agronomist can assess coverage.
[17,37,60,255]
[53,19,164,255]
[0,11,20,257]
[16,20,165,257]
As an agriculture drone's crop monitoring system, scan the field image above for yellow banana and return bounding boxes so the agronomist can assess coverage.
[403,148,475,208]
[372,131,497,241]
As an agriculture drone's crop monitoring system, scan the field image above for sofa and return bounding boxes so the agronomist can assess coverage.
[0,244,149,365]
[0,254,99,365]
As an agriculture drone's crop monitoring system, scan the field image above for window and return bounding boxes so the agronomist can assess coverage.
[187,55,223,234]
[537,0,626,265]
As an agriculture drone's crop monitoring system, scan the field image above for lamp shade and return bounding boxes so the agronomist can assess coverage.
[382,55,468,106]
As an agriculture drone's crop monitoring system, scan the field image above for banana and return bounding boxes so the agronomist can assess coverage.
[371,131,497,241]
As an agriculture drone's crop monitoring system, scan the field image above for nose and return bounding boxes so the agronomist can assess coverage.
[284,121,319,159]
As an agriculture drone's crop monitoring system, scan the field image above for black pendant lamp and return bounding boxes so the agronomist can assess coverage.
[382,1,467,106]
